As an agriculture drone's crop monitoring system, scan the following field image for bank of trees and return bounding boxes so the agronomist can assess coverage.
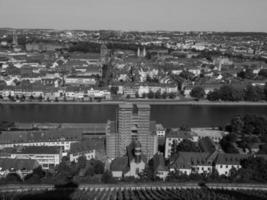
[207,83,267,101]
[222,114,267,153]
[190,86,205,99]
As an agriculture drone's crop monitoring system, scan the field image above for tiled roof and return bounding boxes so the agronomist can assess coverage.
[69,141,94,154]
[215,153,248,165]
[0,129,82,144]
[0,158,39,171]
[170,152,211,169]
[12,146,61,155]
[110,156,129,172]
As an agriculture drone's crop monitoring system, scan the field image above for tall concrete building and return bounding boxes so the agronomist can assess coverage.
[106,103,158,160]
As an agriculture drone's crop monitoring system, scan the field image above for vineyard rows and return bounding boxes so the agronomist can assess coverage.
[1,188,267,200]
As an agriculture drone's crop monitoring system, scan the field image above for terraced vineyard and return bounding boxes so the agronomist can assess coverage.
[1,188,267,200]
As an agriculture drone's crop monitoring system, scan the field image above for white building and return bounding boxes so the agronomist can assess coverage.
[214,153,247,176]
[156,124,166,137]
[165,130,193,158]
[191,128,228,143]
[0,129,82,151]
[10,146,62,170]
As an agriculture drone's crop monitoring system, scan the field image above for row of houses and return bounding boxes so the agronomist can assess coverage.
[113,83,178,98]
[0,87,111,100]
[168,151,253,177]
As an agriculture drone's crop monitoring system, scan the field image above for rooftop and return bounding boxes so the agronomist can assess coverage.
[12,146,61,155]
[0,158,39,171]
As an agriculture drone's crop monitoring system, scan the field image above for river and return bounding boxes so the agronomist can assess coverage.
[0,104,267,127]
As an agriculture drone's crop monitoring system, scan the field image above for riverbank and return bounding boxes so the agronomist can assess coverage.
[1,100,267,106]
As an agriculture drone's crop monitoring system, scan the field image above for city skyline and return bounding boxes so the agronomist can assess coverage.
[0,0,267,32]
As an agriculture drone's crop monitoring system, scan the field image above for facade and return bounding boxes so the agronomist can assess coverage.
[10,146,62,170]
[214,153,247,176]
[170,152,214,175]
[69,142,96,162]
[106,103,158,160]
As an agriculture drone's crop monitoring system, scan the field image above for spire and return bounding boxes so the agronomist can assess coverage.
[142,46,146,57]
[137,47,141,57]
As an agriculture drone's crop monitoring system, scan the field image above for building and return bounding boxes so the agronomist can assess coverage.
[69,142,96,162]
[10,146,62,170]
[156,124,166,137]
[0,129,82,151]
[214,153,247,176]
[191,128,228,143]
[169,152,214,175]
[106,103,158,160]
[164,129,193,158]
[0,158,39,178]
[110,140,146,179]
[152,152,169,180]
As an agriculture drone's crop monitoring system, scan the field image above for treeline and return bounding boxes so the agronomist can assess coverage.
[207,84,267,101]
[221,114,267,154]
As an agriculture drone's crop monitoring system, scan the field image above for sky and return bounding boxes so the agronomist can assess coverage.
[0,0,266,32]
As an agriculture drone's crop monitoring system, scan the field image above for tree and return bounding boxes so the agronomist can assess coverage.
[29,95,34,100]
[230,116,244,135]
[93,160,105,174]
[238,157,267,182]
[77,156,87,170]
[179,70,195,81]
[162,91,167,99]
[24,166,46,184]
[190,86,205,99]
[38,95,43,102]
[258,69,267,78]
[244,85,264,101]
[220,133,239,153]
[176,139,200,152]
[168,92,176,99]
[207,90,220,101]
[218,85,244,101]
[4,173,22,183]
[155,90,161,99]
[101,171,115,183]
[147,90,154,99]
[110,86,119,95]
[237,68,255,79]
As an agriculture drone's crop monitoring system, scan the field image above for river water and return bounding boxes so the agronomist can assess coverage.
[0,104,267,128]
